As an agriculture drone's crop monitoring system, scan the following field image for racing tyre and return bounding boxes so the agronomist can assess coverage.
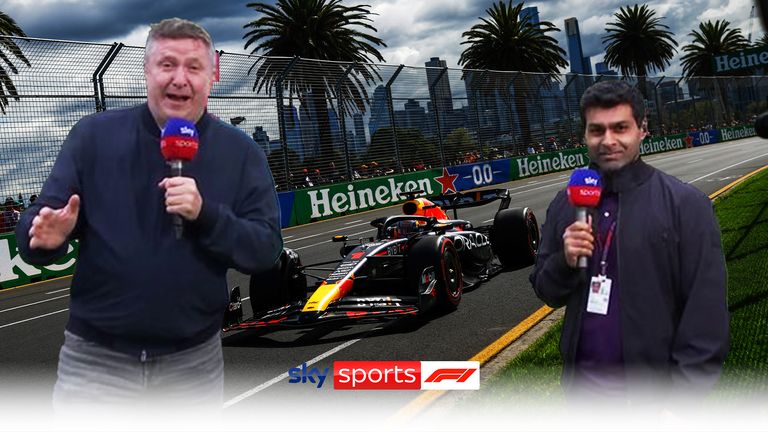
[249,249,307,314]
[407,237,463,312]
[490,207,539,270]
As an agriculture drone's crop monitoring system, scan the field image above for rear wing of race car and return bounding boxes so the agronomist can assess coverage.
[427,189,511,219]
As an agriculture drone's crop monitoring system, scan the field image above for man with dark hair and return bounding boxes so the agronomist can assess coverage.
[530,80,728,404]
[15,18,282,413]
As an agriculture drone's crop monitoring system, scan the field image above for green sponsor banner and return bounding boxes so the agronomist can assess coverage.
[509,148,590,180]
[292,169,444,224]
[640,133,688,155]
[0,232,79,290]
[720,125,756,142]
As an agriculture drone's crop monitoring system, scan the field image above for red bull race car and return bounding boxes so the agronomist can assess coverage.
[223,188,539,332]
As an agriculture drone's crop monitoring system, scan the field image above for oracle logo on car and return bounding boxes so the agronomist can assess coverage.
[333,361,479,390]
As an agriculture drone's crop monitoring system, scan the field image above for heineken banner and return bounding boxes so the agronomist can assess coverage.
[720,125,756,142]
[641,133,689,154]
[0,233,78,289]
[292,170,442,224]
[510,148,590,179]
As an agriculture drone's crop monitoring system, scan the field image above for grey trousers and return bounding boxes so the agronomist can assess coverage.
[53,330,224,416]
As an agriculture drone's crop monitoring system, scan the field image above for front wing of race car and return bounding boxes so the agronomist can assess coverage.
[222,288,422,331]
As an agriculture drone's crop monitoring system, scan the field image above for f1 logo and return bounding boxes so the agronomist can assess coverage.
[424,368,476,383]
[421,361,479,390]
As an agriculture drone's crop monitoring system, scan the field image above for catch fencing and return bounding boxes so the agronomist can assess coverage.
[1,35,767,228]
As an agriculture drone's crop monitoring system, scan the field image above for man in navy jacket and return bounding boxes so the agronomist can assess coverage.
[531,81,728,404]
[15,18,282,413]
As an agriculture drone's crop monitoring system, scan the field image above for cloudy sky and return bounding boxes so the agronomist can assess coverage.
[2,0,760,76]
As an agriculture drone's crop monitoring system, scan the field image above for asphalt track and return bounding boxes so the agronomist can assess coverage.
[1,137,767,418]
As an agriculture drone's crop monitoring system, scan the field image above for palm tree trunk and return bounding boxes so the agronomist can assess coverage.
[309,87,334,166]
[513,80,533,149]
[714,78,729,125]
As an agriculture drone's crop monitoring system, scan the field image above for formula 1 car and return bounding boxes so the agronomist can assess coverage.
[222,188,539,331]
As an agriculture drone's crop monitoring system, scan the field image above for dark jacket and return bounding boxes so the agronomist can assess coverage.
[530,159,729,395]
[16,104,283,357]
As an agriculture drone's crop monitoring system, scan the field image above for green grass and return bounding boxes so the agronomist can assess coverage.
[480,168,768,400]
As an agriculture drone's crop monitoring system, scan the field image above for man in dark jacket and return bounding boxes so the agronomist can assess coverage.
[530,81,728,403]
[15,18,282,413]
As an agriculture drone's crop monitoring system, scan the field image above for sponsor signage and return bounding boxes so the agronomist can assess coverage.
[689,129,720,147]
[511,148,589,179]
[713,46,768,75]
[640,133,688,155]
[292,170,442,224]
[720,125,756,142]
[0,233,78,289]
[445,160,511,191]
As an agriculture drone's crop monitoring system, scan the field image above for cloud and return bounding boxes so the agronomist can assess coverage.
[3,0,762,75]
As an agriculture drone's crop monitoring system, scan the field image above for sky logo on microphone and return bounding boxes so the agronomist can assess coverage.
[567,168,602,207]
[179,126,195,136]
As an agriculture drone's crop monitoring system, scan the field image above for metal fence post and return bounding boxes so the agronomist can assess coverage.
[276,56,299,189]
[563,74,577,141]
[385,65,404,172]
[429,66,448,166]
[468,70,488,158]
[653,76,665,135]
[335,63,356,182]
[91,43,122,112]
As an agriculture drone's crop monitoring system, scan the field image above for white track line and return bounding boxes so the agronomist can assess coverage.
[285,221,371,244]
[45,288,70,295]
[689,152,768,183]
[223,338,361,408]
[0,309,68,329]
[0,295,69,314]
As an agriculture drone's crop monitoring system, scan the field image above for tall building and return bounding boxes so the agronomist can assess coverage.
[425,57,453,114]
[252,126,270,154]
[564,18,592,75]
[595,61,618,76]
[520,6,540,27]
[368,85,390,140]
[352,112,366,153]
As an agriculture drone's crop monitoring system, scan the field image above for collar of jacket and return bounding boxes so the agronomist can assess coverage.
[589,158,654,194]
[140,103,212,137]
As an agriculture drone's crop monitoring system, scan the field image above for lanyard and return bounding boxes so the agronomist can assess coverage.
[597,220,617,276]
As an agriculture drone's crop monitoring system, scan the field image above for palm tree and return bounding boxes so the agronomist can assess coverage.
[0,11,30,114]
[755,33,768,47]
[459,0,567,149]
[602,4,678,98]
[243,0,386,173]
[680,20,749,122]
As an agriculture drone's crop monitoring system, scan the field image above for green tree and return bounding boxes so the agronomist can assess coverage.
[444,127,477,161]
[458,0,567,149]
[603,4,678,98]
[680,20,749,122]
[0,11,30,114]
[368,127,436,171]
[754,33,768,47]
[243,0,386,170]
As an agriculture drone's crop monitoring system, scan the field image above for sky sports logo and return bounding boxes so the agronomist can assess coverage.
[288,361,480,390]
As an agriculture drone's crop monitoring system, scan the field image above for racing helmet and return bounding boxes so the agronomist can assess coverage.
[386,219,425,239]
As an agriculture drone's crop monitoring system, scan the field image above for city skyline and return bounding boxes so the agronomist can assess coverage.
[2,0,758,76]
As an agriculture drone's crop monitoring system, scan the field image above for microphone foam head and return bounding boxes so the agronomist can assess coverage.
[567,168,602,208]
[161,118,199,162]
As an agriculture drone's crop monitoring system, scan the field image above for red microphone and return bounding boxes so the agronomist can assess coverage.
[160,118,199,239]
[566,168,602,268]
